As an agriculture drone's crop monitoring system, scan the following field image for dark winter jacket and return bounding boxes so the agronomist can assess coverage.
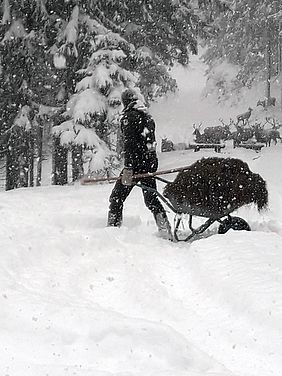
[121,101,158,174]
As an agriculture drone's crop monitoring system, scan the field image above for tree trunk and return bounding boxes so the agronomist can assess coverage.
[265,37,271,101]
[279,19,282,110]
[5,130,23,190]
[29,132,34,187]
[36,124,43,186]
[72,145,83,181]
[19,132,29,188]
[5,152,15,190]
[53,136,68,185]
[6,146,20,190]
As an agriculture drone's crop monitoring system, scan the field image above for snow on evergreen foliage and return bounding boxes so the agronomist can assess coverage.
[13,105,31,130]
[1,0,10,25]
[2,19,27,42]
[59,5,79,56]
[2,0,255,186]
[54,9,141,176]
[53,53,66,69]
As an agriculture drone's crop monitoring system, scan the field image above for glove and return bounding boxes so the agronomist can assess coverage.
[148,150,158,173]
[121,167,133,186]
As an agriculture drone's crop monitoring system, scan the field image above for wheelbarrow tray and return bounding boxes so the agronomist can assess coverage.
[157,157,268,241]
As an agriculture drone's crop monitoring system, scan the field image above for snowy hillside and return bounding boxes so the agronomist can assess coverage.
[1,143,282,376]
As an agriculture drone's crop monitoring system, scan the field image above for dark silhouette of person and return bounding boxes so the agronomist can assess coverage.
[107,88,172,239]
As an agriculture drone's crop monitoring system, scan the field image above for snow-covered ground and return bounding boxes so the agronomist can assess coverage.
[1,53,282,376]
[1,142,282,376]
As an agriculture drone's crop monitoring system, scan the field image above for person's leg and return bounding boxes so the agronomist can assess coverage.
[107,179,133,226]
[140,177,172,239]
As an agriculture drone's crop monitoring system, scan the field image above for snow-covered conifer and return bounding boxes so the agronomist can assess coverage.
[53,6,140,176]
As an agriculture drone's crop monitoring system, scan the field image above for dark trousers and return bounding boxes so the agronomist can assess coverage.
[108,176,166,226]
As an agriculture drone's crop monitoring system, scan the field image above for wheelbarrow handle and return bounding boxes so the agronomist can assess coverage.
[80,165,192,185]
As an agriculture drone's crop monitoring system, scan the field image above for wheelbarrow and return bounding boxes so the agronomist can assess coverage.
[136,175,252,242]
[81,157,268,242]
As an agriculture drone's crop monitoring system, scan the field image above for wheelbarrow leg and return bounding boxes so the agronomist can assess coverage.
[174,216,182,241]
[184,217,216,241]
[174,215,217,242]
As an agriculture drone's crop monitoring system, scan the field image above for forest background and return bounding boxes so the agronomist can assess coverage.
[0,0,281,190]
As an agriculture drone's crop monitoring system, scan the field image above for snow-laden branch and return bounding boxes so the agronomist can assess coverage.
[35,0,48,17]
[89,49,126,64]
[60,5,79,56]
[1,19,27,43]
[1,0,10,25]
[81,14,108,35]
[66,89,106,123]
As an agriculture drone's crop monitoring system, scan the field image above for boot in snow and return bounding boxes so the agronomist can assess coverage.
[107,212,122,227]
[154,212,173,241]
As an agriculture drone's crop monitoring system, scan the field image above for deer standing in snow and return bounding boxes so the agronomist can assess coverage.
[264,117,281,144]
[251,120,271,147]
[236,107,253,125]
[193,121,230,144]
[192,123,208,143]
[232,124,254,148]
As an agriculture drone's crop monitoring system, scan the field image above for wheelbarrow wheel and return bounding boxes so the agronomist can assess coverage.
[218,216,251,234]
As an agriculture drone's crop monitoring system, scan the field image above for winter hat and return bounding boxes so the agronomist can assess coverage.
[121,88,138,107]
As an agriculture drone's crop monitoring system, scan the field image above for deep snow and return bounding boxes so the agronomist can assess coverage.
[1,55,282,376]
[0,144,282,376]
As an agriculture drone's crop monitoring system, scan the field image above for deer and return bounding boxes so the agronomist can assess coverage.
[231,123,254,148]
[257,97,276,109]
[202,118,231,141]
[251,121,271,147]
[192,123,209,144]
[193,121,230,145]
[264,117,281,145]
[236,107,253,125]
[161,137,174,152]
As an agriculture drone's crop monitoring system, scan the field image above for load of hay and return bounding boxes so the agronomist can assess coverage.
[163,157,268,218]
